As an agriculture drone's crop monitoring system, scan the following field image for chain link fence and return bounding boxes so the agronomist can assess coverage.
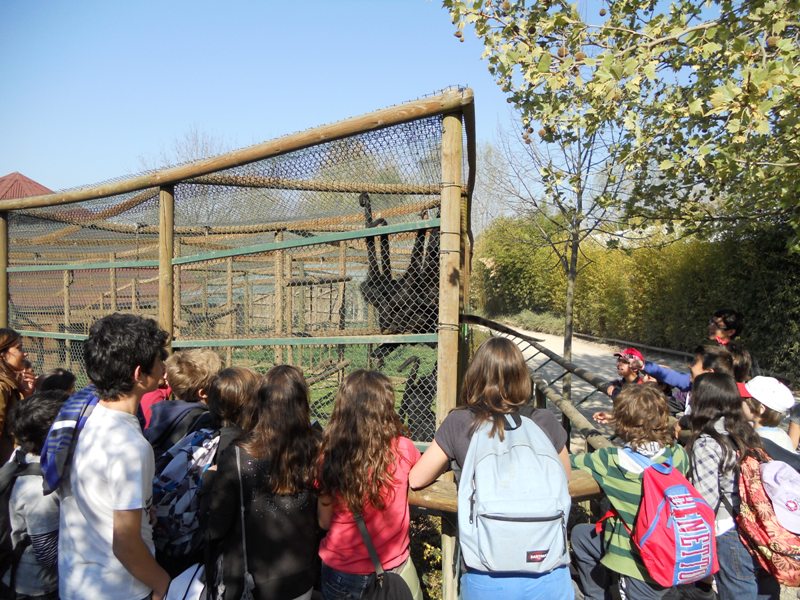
[7,90,474,441]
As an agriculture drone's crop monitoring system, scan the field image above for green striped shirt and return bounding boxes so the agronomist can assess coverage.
[570,445,689,581]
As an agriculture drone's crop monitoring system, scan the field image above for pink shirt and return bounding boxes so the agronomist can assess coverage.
[319,436,420,574]
[139,386,171,429]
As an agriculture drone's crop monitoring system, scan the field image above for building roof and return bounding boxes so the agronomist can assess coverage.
[0,172,53,201]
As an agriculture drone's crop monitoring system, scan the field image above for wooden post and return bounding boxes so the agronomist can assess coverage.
[437,111,463,600]
[159,186,175,348]
[226,257,233,366]
[337,242,346,361]
[173,241,181,338]
[63,270,71,370]
[285,254,293,365]
[274,232,284,364]
[243,274,251,335]
[131,278,138,313]
[0,211,8,328]
[110,253,118,312]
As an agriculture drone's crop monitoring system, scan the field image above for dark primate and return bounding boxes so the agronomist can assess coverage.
[358,192,439,364]
[398,355,437,442]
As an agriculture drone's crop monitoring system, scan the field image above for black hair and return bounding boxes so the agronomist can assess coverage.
[693,344,734,377]
[11,390,69,454]
[686,373,763,470]
[84,313,168,400]
[35,368,77,393]
[713,308,743,338]
[725,342,752,383]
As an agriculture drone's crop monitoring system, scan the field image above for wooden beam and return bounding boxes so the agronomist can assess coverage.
[159,186,175,345]
[437,112,463,600]
[2,89,474,210]
[408,469,602,513]
[0,212,7,327]
[191,174,439,195]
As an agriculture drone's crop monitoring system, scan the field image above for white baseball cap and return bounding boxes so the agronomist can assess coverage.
[744,376,795,413]
[761,461,800,534]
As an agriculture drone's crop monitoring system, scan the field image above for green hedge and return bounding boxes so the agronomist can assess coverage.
[473,219,800,381]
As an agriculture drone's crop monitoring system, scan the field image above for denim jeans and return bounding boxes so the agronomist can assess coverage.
[461,565,574,600]
[320,563,373,600]
[715,529,780,600]
[571,523,669,600]
[320,558,422,600]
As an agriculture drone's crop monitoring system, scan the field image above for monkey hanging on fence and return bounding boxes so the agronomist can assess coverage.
[358,192,439,363]
[398,356,436,442]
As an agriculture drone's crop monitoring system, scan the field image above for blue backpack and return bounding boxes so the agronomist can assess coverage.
[40,385,99,494]
[152,427,220,559]
[458,413,571,573]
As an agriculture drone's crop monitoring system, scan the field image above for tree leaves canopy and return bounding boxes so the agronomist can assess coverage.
[445,0,800,245]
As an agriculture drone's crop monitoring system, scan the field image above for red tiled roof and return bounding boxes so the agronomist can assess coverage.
[0,172,53,200]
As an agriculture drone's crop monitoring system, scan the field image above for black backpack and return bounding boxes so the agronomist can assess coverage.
[0,449,41,587]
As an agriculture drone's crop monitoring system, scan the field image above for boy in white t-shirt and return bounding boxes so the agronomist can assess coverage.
[58,313,171,600]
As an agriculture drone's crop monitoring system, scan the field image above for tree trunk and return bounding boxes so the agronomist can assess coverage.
[561,226,581,450]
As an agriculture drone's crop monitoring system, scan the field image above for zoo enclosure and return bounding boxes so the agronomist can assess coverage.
[0,88,476,444]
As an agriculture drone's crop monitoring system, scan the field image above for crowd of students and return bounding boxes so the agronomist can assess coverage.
[0,308,797,600]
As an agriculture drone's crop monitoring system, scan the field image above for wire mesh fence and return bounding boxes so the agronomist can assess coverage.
[6,91,473,443]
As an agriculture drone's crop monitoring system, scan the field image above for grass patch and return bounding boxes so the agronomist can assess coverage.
[500,310,564,336]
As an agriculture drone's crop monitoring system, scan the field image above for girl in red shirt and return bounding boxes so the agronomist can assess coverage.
[317,369,422,600]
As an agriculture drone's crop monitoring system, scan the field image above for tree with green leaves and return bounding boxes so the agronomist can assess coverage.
[446,0,799,244]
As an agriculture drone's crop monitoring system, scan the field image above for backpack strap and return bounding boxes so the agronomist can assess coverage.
[234,446,255,596]
[354,513,386,579]
[621,447,673,474]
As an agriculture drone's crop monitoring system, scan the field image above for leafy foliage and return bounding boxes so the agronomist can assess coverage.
[475,224,800,380]
[446,0,800,245]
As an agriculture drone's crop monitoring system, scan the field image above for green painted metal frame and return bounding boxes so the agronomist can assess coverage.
[6,218,440,273]
[17,329,438,347]
[172,333,438,348]
[171,218,441,266]
[8,260,159,273]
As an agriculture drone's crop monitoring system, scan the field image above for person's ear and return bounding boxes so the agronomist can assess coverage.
[197,388,208,401]
[133,365,144,384]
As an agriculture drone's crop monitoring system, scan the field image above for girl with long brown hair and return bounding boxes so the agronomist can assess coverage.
[686,373,778,600]
[409,336,571,599]
[206,365,320,600]
[0,328,34,462]
[317,369,422,600]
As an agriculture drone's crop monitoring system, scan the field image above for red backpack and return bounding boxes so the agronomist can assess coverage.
[614,448,719,587]
[732,450,800,586]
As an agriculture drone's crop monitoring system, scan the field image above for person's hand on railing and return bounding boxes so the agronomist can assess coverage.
[592,411,615,425]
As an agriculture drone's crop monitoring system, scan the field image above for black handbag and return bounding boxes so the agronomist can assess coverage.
[353,514,413,600]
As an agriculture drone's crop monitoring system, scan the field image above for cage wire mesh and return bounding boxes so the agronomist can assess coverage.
[7,108,466,442]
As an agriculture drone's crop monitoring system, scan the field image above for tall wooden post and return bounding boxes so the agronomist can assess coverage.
[274,232,284,364]
[159,186,175,348]
[0,211,8,328]
[63,270,72,370]
[226,257,233,366]
[437,112,463,600]
[109,253,118,312]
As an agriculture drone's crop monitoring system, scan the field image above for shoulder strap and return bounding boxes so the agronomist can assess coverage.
[235,446,249,574]
[354,513,385,577]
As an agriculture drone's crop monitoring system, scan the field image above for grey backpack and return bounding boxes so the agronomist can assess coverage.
[457,412,571,574]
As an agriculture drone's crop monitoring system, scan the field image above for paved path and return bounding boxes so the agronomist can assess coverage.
[497,328,689,452]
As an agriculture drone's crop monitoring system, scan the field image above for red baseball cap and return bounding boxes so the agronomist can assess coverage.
[614,348,645,364]
[737,382,753,398]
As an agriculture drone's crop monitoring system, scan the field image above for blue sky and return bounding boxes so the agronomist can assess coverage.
[0,0,511,191]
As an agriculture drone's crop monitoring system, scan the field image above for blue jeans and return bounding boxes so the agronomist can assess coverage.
[320,563,372,600]
[461,565,574,600]
[715,529,779,600]
[570,523,669,600]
